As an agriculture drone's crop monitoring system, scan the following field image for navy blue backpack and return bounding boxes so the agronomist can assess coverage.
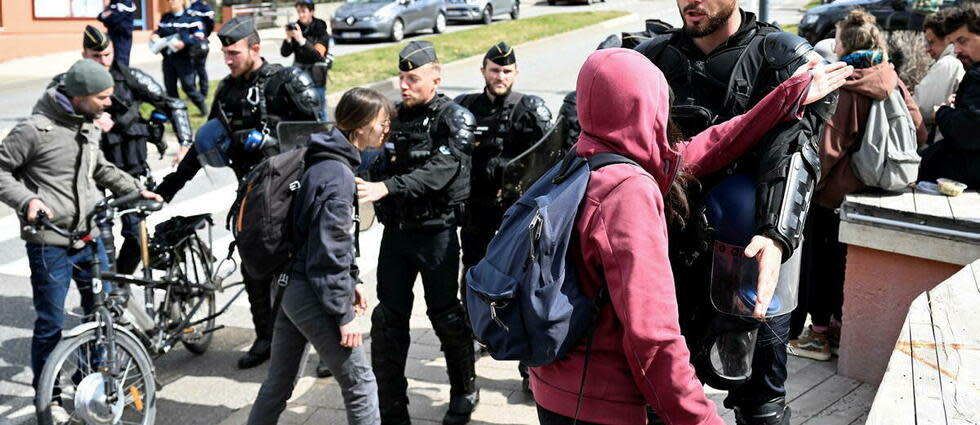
[465,149,638,367]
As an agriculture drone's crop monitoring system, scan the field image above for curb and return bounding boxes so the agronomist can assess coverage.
[324,12,639,106]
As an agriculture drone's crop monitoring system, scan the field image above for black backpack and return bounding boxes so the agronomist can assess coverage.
[230,147,311,282]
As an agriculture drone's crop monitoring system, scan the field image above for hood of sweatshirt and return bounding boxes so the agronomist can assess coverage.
[574,48,680,194]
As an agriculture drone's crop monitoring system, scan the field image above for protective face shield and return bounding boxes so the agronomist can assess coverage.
[693,173,800,390]
[194,119,231,167]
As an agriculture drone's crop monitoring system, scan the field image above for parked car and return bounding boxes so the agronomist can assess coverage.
[444,0,519,24]
[547,0,604,5]
[331,0,447,42]
[798,0,962,45]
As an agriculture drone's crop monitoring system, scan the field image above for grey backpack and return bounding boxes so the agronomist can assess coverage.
[851,89,921,191]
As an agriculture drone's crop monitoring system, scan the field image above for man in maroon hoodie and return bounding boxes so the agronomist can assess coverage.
[529,48,850,425]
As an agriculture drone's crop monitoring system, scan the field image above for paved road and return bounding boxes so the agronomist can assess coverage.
[0,0,807,422]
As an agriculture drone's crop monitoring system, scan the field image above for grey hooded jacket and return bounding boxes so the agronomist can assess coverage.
[0,88,142,247]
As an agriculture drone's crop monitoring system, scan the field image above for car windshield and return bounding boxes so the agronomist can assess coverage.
[347,0,392,3]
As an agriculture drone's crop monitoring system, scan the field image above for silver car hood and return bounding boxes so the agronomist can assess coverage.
[335,2,396,18]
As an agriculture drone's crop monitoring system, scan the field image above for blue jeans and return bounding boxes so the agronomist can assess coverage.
[315,86,327,120]
[26,239,109,389]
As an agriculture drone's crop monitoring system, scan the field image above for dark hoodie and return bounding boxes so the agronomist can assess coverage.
[530,48,811,425]
[289,128,362,327]
[815,62,926,209]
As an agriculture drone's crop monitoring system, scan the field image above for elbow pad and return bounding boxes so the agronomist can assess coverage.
[756,140,819,260]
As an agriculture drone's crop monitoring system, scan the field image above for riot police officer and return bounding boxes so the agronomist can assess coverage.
[97,0,136,66]
[453,42,551,392]
[155,16,322,370]
[52,26,193,275]
[187,0,215,102]
[357,41,478,425]
[455,42,551,273]
[153,0,208,116]
[633,1,837,423]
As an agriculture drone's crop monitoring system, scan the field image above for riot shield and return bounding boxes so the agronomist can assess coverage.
[500,116,567,201]
[275,121,334,153]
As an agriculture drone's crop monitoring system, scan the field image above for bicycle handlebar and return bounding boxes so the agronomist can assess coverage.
[22,192,159,242]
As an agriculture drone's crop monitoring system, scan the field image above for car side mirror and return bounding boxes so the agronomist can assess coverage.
[398,0,411,5]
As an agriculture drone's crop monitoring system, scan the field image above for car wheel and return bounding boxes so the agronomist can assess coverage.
[547,0,556,4]
[434,12,447,33]
[390,18,405,41]
[481,5,493,25]
[510,1,520,19]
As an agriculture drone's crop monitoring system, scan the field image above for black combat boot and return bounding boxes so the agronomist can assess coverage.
[371,305,412,425]
[431,306,479,425]
[734,398,792,425]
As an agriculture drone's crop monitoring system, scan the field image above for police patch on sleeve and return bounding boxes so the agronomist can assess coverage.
[439,145,451,155]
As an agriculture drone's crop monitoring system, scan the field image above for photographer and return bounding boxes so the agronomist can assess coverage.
[282,0,332,118]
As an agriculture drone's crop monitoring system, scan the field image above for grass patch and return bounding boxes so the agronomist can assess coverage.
[805,0,821,10]
[164,11,624,129]
[327,11,626,94]
[783,24,799,35]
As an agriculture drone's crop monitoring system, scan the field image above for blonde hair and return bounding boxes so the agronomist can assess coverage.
[836,9,889,58]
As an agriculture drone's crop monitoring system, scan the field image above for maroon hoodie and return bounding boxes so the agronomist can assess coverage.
[529,48,811,425]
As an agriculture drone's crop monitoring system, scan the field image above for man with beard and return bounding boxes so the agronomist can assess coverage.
[0,59,161,415]
[358,41,478,425]
[155,16,322,370]
[453,42,551,392]
[634,1,837,424]
[50,26,194,275]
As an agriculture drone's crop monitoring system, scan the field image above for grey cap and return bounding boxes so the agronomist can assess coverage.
[399,41,438,71]
[63,59,114,97]
[218,16,257,47]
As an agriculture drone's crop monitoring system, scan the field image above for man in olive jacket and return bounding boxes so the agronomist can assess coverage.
[0,59,160,398]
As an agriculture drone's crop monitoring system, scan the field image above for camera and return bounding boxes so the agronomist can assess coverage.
[286,23,299,31]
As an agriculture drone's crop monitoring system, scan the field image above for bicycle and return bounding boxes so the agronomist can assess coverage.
[31,192,244,425]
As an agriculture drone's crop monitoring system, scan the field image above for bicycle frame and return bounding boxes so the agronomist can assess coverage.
[101,208,246,355]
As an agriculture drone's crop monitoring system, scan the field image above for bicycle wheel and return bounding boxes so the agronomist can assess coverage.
[166,237,216,354]
[35,327,156,425]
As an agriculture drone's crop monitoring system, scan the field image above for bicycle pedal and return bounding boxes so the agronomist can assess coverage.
[129,385,144,412]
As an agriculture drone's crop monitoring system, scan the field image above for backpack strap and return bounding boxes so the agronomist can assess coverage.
[587,152,640,170]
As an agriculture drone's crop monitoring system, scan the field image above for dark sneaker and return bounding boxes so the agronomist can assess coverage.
[237,339,271,369]
[443,389,479,425]
[735,399,791,425]
[315,360,333,378]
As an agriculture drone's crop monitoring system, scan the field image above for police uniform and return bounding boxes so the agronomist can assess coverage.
[97,0,136,66]
[634,10,837,425]
[454,42,552,281]
[369,41,479,425]
[187,0,215,99]
[155,16,322,370]
[155,8,208,115]
[53,26,193,275]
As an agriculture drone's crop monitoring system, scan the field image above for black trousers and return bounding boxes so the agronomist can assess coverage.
[376,226,462,317]
[193,52,209,97]
[242,264,274,342]
[790,205,846,338]
[162,54,206,112]
[372,226,471,421]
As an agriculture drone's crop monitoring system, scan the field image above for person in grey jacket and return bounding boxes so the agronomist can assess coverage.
[247,87,391,425]
[0,59,161,400]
